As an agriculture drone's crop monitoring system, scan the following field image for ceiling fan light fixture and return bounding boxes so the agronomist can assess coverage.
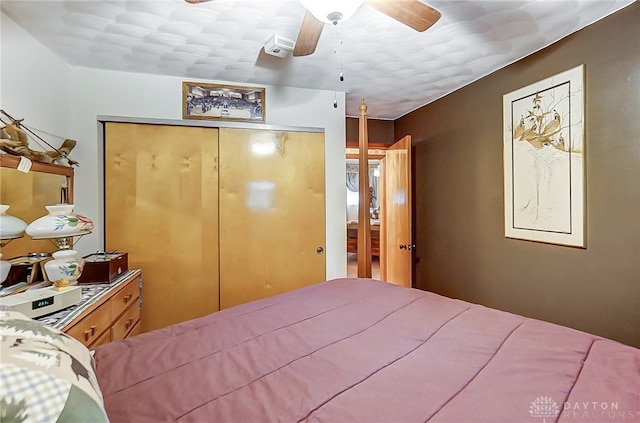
[299,0,366,24]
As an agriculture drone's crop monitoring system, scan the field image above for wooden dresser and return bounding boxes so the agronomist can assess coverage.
[37,269,142,348]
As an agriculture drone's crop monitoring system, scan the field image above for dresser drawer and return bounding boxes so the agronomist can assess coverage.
[90,328,112,348]
[128,321,142,338]
[110,276,140,319]
[111,301,140,341]
[65,303,112,347]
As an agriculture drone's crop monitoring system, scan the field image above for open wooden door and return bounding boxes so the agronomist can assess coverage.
[380,135,412,287]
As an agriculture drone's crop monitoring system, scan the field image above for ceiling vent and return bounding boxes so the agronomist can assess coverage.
[264,34,295,57]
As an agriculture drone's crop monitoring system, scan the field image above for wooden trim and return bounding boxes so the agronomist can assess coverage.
[346,140,391,149]
[379,159,387,281]
[357,99,372,278]
[97,115,323,134]
[0,154,74,177]
[346,147,386,160]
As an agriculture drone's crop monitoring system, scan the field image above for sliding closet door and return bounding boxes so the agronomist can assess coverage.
[105,122,219,332]
[219,128,325,309]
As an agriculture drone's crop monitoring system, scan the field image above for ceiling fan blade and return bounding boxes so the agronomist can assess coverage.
[184,0,214,3]
[293,10,324,57]
[366,0,441,32]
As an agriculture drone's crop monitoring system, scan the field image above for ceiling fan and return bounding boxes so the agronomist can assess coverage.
[293,0,441,56]
[184,0,441,58]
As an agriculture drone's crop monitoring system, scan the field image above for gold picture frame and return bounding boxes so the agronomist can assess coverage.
[182,82,265,122]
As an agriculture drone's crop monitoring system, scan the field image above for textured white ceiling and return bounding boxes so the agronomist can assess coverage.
[1,0,634,119]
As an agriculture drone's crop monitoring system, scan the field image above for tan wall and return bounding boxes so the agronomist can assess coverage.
[395,3,640,347]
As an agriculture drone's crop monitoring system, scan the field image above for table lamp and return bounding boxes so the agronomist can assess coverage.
[26,204,94,285]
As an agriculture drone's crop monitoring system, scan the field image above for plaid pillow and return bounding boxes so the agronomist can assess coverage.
[0,309,108,423]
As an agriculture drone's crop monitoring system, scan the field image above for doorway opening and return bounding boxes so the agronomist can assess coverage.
[346,156,381,279]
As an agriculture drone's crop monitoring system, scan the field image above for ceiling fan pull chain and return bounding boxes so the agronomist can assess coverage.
[339,32,344,82]
[333,27,344,108]
[339,41,344,82]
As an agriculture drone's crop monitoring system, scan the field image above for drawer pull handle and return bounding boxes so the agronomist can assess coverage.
[125,318,133,329]
[84,325,97,341]
[123,293,132,303]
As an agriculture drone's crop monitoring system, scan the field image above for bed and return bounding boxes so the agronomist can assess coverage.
[2,278,639,422]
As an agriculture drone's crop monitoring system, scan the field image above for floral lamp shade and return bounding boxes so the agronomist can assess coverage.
[26,204,94,239]
[0,204,28,284]
[0,204,28,240]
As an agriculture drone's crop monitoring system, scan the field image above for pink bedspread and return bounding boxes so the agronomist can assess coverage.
[93,278,640,422]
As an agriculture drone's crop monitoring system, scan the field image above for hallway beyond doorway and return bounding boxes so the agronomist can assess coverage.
[346,253,380,280]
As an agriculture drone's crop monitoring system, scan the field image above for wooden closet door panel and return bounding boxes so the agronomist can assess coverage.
[219,128,325,309]
[105,122,219,332]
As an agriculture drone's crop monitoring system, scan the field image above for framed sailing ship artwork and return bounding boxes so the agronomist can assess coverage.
[182,82,265,122]
[503,65,585,247]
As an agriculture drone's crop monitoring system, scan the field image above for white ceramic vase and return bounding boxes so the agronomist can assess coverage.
[44,250,85,284]
[0,204,28,239]
[26,204,94,239]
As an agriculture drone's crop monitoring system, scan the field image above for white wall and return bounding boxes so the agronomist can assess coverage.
[1,11,347,279]
[0,13,71,153]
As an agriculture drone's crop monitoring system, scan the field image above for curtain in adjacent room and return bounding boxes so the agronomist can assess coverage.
[346,163,359,192]
[346,163,379,209]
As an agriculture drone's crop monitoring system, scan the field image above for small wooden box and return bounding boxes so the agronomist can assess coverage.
[78,252,128,284]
